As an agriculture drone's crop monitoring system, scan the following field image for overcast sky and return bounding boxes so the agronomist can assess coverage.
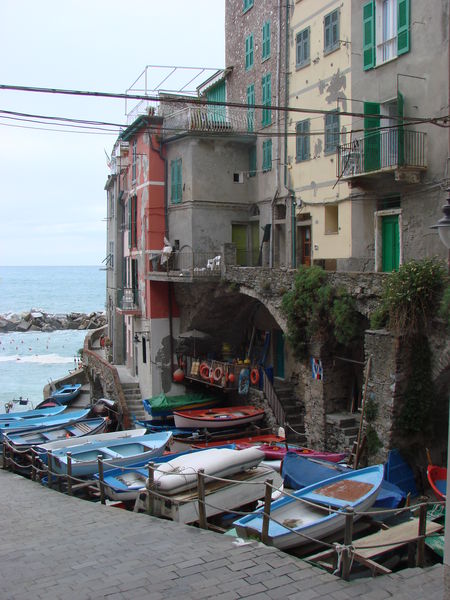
[0,0,225,266]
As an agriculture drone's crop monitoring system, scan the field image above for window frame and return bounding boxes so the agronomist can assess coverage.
[261,73,272,127]
[170,158,182,204]
[262,20,271,61]
[324,112,340,154]
[296,27,310,68]
[262,139,272,172]
[245,34,254,71]
[324,8,340,54]
[296,119,310,162]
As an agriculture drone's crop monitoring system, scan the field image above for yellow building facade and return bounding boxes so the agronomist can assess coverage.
[288,0,353,269]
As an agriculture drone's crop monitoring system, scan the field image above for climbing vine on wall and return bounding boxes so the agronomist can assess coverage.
[281,265,359,359]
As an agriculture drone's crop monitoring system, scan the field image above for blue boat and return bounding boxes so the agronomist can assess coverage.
[0,405,66,423]
[4,417,108,448]
[0,409,91,439]
[233,464,384,550]
[49,384,82,404]
[282,452,405,509]
[43,432,173,477]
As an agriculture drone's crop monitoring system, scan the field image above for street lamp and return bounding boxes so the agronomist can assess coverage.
[431,188,450,270]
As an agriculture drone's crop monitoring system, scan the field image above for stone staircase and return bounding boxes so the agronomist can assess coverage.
[325,412,360,453]
[272,379,307,445]
[121,382,146,422]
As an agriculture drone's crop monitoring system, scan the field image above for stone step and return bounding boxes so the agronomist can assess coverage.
[341,426,359,437]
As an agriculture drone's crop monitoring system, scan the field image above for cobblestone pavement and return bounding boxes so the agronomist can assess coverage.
[0,470,447,599]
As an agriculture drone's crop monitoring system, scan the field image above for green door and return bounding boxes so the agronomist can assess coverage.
[251,222,259,266]
[382,215,400,272]
[206,80,226,125]
[232,224,248,266]
[274,329,285,379]
[364,101,380,172]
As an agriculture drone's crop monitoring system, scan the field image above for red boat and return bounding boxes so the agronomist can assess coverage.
[256,444,347,463]
[427,464,447,501]
[193,433,285,449]
[173,406,265,429]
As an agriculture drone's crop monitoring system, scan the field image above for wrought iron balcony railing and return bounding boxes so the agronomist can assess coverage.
[117,287,141,314]
[161,105,254,138]
[149,251,223,279]
[337,129,426,179]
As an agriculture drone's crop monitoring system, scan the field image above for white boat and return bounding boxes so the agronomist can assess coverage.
[47,432,173,477]
[37,428,147,453]
[233,464,384,550]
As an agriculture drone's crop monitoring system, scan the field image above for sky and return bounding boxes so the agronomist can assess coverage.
[0,0,225,266]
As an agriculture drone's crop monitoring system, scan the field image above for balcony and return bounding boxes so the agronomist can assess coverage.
[116,288,141,316]
[161,105,254,139]
[337,129,426,183]
[147,251,223,282]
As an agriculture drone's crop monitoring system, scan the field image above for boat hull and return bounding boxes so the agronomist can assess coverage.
[5,418,108,448]
[173,406,265,430]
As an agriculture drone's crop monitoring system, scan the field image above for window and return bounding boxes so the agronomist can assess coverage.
[132,139,137,182]
[247,84,255,132]
[128,196,137,249]
[245,34,254,70]
[249,146,257,177]
[296,27,310,68]
[324,112,340,154]
[243,0,253,13]
[262,139,272,172]
[363,0,410,70]
[261,73,271,127]
[262,21,271,61]
[325,205,339,234]
[170,159,182,204]
[324,9,339,53]
[296,120,310,161]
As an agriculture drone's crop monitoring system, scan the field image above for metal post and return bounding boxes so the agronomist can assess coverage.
[341,508,354,581]
[2,440,6,470]
[30,451,36,481]
[261,479,273,544]
[67,452,73,496]
[197,469,207,529]
[146,462,155,516]
[416,502,427,567]
[47,451,53,489]
[98,456,105,505]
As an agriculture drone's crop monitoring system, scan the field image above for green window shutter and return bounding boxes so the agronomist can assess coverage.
[245,34,254,70]
[362,1,375,70]
[128,199,132,249]
[171,159,182,204]
[397,0,410,56]
[262,21,270,60]
[249,146,256,177]
[206,81,226,124]
[176,159,182,203]
[296,120,310,161]
[262,139,272,171]
[363,102,380,171]
[247,84,255,132]
[324,10,339,52]
[262,73,271,127]
[296,28,310,67]
[243,0,253,13]
[324,113,339,153]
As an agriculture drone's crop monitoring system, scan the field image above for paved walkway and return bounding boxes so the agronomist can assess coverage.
[0,469,447,600]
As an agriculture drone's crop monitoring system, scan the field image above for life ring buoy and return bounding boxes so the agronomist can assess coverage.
[213,366,223,382]
[199,363,210,380]
[250,368,260,385]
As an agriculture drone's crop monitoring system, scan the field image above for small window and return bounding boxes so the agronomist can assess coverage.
[324,112,340,154]
[243,0,253,13]
[262,21,271,61]
[262,139,272,172]
[325,205,339,234]
[324,9,339,53]
[249,146,256,177]
[296,27,310,68]
[247,84,255,132]
[233,172,244,183]
[261,73,271,127]
[296,120,310,162]
[170,158,182,204]
[245,34,254,71]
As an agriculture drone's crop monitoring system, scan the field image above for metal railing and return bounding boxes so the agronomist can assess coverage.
[337,129,426,178]
[262,370,286,426]
[117,288,140,311]
[153,251,223,278]
[162,105,253,138]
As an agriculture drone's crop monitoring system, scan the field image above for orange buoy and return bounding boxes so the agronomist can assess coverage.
[173,368,185,383]
[250,368,260,385]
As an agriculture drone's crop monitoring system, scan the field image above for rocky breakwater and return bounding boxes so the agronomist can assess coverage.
[0,310,107,333]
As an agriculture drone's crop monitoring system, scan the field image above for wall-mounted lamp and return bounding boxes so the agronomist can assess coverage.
[134,334,141,343]
[430,187,450,271]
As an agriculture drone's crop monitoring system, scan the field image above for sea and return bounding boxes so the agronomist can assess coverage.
[0,266,106,411]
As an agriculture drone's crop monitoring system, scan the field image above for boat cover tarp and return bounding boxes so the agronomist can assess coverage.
[144,393,216,412]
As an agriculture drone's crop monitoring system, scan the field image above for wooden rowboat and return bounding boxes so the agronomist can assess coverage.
[173,406,265,429]
[0,405,66,423]
[0,409,91,439]
[49,384,82,404]
[233,464,384,550]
